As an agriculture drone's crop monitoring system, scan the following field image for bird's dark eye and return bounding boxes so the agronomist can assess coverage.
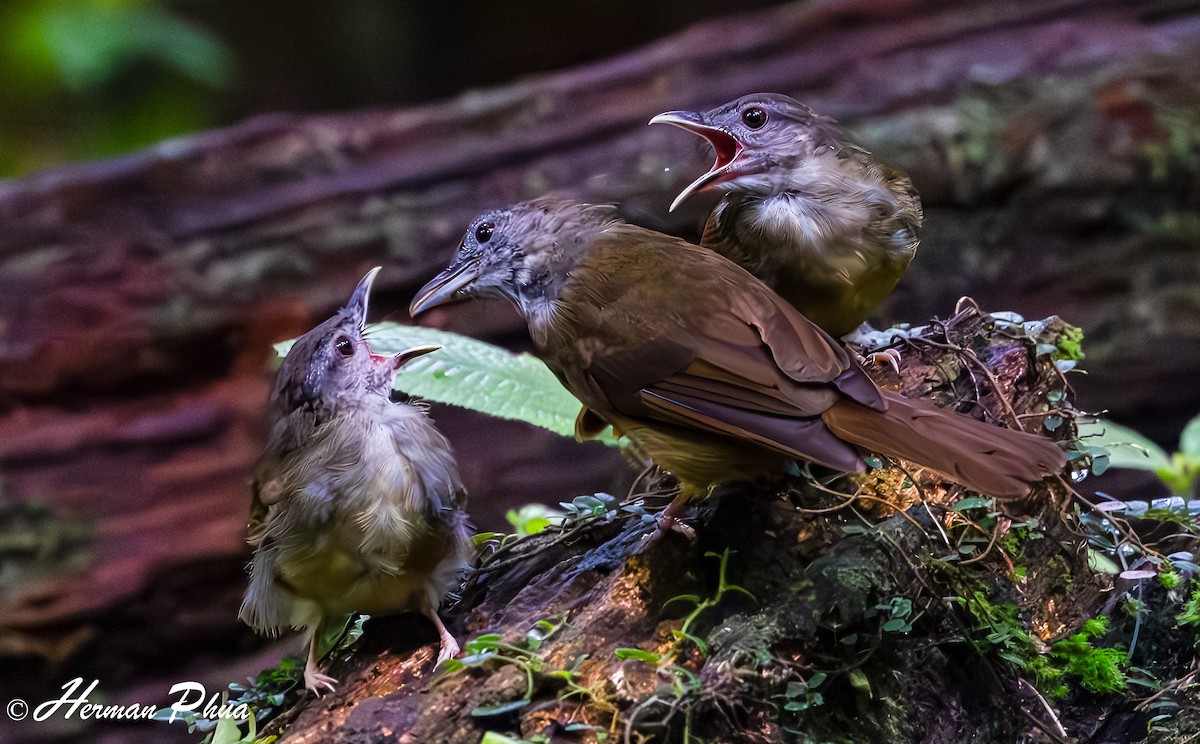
[335,336,354,357]
[475,221,495,244]
[742,107,767,129]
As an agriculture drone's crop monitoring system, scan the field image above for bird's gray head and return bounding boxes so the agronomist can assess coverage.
[271,267,440,418]
[409,198,616,319]
[651,93,843,210]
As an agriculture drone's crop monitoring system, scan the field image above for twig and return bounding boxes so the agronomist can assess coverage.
[1134,667,1198,711]
[960,514,1009,566]
[1018,678,1070,742]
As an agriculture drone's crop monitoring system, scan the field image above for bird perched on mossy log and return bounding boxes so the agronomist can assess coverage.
[410,199,1064,536]
[651,93,922,338]
[240,267,471,694]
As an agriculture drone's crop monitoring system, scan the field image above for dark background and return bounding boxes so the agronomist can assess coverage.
[0,0,780,177]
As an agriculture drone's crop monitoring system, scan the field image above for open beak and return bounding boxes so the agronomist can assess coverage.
[346,266,383,326]
[409,261,481,317]
[392,344,442,369]
[650,110,744,212]
[368,343,441,390]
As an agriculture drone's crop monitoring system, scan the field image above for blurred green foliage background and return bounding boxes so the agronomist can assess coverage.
[0,0,782,178]
[0,0,232,175]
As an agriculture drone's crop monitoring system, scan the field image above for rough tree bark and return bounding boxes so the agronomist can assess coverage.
[0,0,1197,742]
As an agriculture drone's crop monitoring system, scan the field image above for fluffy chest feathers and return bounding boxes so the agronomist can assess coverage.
[747,192,871,264]
[702,152,921,337]
[711,151,918,280]
[258,397,461,572]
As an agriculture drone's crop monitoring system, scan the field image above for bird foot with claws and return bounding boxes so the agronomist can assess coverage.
[865,348,903,374]
[645,499,697,541]
[303,667,339,696]
[653,513,696,540]
[425,598,461,668]
[434,626,460,667]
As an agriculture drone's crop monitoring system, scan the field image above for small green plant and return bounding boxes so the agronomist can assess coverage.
[1050,617,1128,695]
[1076,412,1200,495]
[504,503,564,536]
[560,493,618,521]
[442,615,614,725]
[442,617,566,711]
[665,550,755,654]
[779,672,827,714]
[616,549,754,665]
[956,591,1039,668]
[1159,571,1182,590]
[939,497,999,562]
[1178,582,1200,631]
[992,312,1084,370]
[874,596,915,634]
[957,590,1131,698]
[612,551,754,742]
[154,656,299,742]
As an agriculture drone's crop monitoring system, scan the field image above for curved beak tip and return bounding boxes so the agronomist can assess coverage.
[649,111,698,128]
[393,343,443,369]
[356,266,382,294]
[409,262,479,318]
[348,265,384,321]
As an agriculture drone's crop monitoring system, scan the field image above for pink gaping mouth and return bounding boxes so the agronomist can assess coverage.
[649,111,744,211]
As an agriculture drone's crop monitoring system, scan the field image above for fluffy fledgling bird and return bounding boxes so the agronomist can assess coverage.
[410,199,1063,535]
[651,93,922,338]
[240,267,471,694]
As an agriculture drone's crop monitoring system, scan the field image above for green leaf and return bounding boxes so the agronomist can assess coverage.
[505,503,562,536]
[615,648,661,663]
[280,323,617,445]
[471,699,531,717]
[40,5,233,91]
[1075,419,1172,472]
[480,729,528,742]
[951,497,994,512]
[671,629,711,655]
[466,633,503,648]
[848,668,873,697]
[1087,549,1121,575]
[1179,413,1200,459]
[208,714,248,744]
[662,594,703,609]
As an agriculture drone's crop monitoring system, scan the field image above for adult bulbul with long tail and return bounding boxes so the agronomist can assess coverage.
[410,199,1063,536]
[241,268,471,693]
[651,93,921,338]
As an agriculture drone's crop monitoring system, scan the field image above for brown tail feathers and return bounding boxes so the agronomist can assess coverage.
[822,390,1066,499]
